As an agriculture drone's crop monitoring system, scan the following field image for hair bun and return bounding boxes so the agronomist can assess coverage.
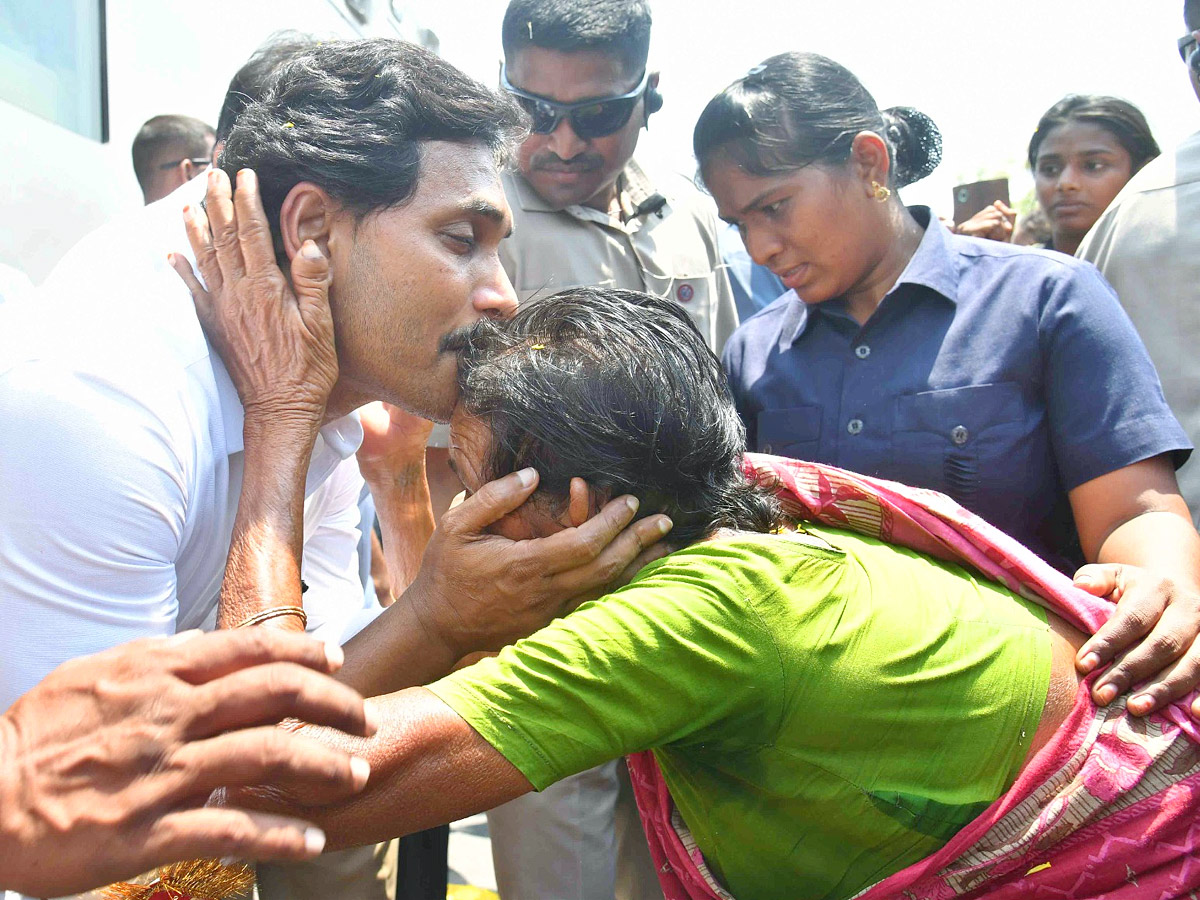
[881,106,942,187]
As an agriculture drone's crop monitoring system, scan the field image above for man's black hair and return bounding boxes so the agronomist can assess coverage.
[451,287,782,547]
[501,0,652,74]
[131,114,214,191]
[215,32,315,144]
[1186,0,1200,32]
[219,39,526,256]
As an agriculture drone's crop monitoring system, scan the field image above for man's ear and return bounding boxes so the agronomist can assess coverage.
[279,182,335,261]
[643,71,663,127]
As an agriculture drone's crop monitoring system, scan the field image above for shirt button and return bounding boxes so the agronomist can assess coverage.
[847,418,864,435]
[951,425,969,445]
[854,344,871,359]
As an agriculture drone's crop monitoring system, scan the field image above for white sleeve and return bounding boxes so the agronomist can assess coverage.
[300,455,382,644]
[0,361,187,711]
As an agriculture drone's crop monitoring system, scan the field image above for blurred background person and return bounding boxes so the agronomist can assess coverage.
[1028,94,1160,255]
[1078,0,1200,528]
[955,94,1158,250]
[131,113,215,204]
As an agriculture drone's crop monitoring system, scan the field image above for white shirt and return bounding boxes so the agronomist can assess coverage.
[0,262,33,305]
[0,179,378,712]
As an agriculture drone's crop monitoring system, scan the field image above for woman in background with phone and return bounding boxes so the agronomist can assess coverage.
[955,94,1159,253]
[700,51,1200,717]
[1028,94,1160,255]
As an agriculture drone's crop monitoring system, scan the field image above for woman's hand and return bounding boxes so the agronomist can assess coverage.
[0,630,375,898]
[403,468,674,659]
[1074,563,1200,717]
[169,167,338,429]
[953,201,1016,242]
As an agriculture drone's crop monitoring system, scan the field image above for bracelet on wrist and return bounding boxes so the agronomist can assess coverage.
[235,606,308,629]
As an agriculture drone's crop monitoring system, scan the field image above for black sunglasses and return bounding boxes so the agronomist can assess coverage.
[1179,33,1198,63]
[500,64,649,139]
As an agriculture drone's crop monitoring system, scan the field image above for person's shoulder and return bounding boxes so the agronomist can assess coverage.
[951,232,1098,288]
[1118,130,1200,199]
[2,199,224,451]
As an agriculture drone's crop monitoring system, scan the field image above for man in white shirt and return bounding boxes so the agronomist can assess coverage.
[0,38,657,728]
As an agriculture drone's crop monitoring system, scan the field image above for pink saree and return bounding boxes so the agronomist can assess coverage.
[626,454,1200,900]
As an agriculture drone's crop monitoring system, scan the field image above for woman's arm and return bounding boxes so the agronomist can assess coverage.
[1068,454,1200,715]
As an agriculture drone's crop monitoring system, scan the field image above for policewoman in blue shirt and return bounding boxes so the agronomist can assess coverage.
[698,52,1200,717]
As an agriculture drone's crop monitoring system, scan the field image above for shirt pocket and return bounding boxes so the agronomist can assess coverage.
[642,267,717,348]
[891,383,1029,514]
[755,405,823,460]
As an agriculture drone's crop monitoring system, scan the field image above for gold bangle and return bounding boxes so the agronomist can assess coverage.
[235,606,308,629]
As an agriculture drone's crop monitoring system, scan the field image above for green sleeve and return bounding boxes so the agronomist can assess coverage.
[426,558,784,790]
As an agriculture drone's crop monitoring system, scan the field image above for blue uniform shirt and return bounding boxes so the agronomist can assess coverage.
[722,207,1191,570]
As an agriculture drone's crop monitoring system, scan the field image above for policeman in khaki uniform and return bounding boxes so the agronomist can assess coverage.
[500,159,738,354]
[474,2,737,900]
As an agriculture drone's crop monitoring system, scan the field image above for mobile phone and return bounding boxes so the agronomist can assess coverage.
[952,178,1010,225]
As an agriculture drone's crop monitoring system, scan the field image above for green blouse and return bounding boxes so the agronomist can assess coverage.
[429,525,1050,899]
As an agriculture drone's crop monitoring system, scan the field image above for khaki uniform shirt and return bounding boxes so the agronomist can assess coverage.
[500,160,739,353]
[1078,130,1200,526]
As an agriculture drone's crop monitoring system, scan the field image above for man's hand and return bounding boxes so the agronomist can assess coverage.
[953,201,1016,242]
[403,467,673,660]
[1074,563,1200,718]
[0,629,375,897]
[170,167,337,427]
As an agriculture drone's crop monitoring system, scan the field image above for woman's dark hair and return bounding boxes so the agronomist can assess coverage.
[451,288,783,546]
[220,39,527,254]
[693,51,942,189]
[1027,95,1160,173]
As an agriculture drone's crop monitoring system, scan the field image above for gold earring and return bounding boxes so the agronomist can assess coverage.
[871,180,892,202]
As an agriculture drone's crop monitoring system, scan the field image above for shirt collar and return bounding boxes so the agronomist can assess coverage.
[211,349,362,462]
[780,205,958,349]
[887,206,960,305]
